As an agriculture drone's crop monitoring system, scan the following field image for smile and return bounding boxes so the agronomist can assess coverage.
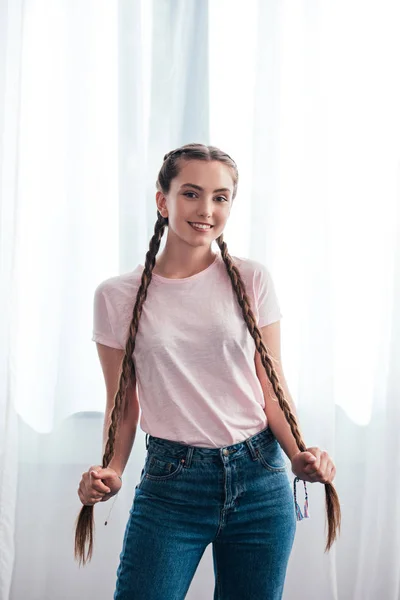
[188,222,213,231]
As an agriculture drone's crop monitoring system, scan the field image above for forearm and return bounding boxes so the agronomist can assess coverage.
[102,407,138,477]
[263,379,301,462]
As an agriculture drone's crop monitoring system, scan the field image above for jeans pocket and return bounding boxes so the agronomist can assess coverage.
[256,440,287,473]
[144,453,184,482]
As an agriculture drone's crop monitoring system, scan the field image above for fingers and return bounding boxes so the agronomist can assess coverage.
[77,487,102,506]
[78,485,105,505]
[82,468,111,494]
[307,452,336,484]
[89,471,111,494]
[317,451,329,476]
[90,467,119,480]
[328,463,336,482]
[294,449,337,485]
[90,489,106,500]
[303,449,321,475]
[304,463,318,476]
[77,467,111,506]
[320,454,336,484]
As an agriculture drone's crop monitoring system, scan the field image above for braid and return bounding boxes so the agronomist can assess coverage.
[74,211,168,566]
[215,234,341,552]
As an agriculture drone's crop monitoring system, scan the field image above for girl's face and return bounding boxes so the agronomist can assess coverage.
[156,159,234,247]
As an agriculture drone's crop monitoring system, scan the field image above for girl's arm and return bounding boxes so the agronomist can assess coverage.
[254,321,300,462]
[97,343,140,477]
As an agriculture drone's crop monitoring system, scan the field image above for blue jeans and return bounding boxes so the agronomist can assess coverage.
[114,425,297,599]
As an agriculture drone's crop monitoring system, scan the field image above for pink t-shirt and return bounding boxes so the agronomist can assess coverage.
[92,251,283,448]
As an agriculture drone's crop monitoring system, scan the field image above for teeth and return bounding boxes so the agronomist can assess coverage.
[191,223,211,229]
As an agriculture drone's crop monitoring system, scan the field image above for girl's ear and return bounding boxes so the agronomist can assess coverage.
[156,192,168,217]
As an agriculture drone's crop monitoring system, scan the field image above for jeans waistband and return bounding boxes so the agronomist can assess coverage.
[144,425,277,466]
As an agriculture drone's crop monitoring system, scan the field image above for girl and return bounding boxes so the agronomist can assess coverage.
[75,143,340,599]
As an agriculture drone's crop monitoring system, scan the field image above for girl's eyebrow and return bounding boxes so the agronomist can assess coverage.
[180,183,231,194]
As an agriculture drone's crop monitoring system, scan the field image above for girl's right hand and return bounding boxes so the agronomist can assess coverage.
[77,465,122,506]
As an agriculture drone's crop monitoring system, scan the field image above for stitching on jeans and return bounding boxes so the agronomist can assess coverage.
[256,447,286,472]
[144,458,184,481]
[215,547,221,600]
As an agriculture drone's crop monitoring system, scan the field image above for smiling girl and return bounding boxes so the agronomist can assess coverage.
[75,143,341,599]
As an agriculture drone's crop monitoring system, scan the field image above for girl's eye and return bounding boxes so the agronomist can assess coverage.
[183,192,227,202]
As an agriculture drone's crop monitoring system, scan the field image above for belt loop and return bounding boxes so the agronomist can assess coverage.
[145,433,149,450]
[245,438,258,460]
[183,446,194,468]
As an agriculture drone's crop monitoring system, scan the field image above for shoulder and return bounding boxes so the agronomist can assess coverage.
[96,265,142,292]
[231,255,273,284]
[93,265,144,314]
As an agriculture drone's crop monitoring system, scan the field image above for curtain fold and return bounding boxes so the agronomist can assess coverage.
[1,1,399,598]
[0,0,23,598]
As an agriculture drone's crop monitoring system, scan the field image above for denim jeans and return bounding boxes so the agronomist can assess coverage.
[114,425,297,599]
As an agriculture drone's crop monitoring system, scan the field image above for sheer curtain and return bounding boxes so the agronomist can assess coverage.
[1,1,399,599]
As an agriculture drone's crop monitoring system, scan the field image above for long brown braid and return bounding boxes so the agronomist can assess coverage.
[74,143,341,565]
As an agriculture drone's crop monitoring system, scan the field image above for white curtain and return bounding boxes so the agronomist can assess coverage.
[1,0,399,598]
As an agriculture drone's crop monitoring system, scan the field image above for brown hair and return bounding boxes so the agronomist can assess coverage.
[74,142,341,565]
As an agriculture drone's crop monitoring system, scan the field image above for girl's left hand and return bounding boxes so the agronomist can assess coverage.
[291,447,336,484]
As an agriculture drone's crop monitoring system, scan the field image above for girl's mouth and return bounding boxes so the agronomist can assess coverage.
[188,222,213,232]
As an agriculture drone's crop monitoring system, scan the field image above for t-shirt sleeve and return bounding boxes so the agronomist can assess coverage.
[254,263,283,328]
[91,283,124,349]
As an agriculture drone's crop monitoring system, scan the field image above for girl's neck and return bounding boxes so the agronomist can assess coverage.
[153,250,217,279]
